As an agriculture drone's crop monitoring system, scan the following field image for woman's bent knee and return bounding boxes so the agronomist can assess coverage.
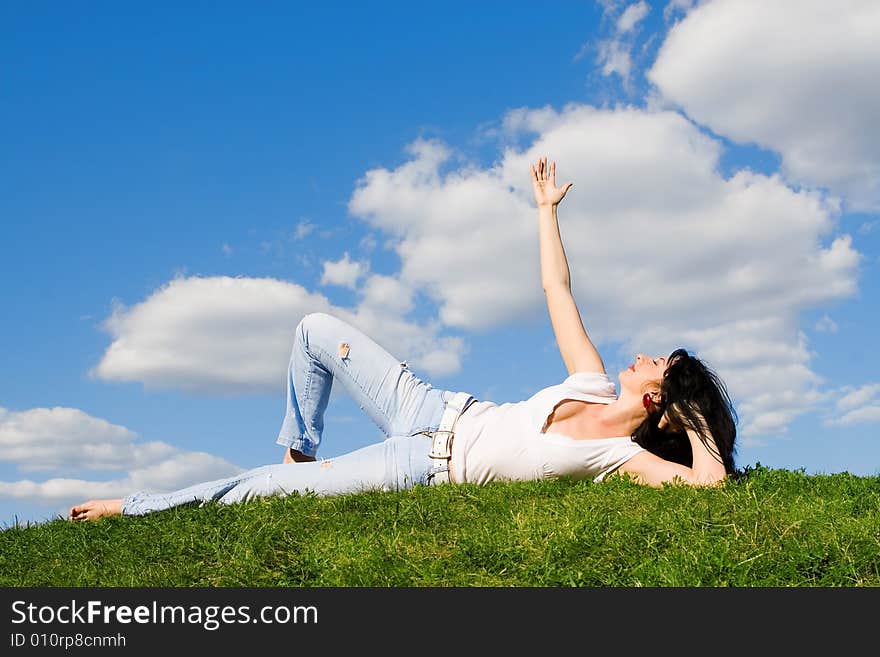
[296,312,324,349]
[297,312,340,343]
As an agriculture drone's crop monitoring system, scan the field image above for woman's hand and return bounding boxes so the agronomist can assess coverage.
[659,400,726,475]
[658,400,704,434]
[531,156,573,208]
[658,405,680,433]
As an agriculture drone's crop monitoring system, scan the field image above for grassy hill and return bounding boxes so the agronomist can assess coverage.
[2,465,878,586]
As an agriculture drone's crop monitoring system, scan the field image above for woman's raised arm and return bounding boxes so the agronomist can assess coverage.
[531,156,605,375]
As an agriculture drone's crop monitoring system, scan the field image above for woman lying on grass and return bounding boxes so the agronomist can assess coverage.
[70,156,738,522]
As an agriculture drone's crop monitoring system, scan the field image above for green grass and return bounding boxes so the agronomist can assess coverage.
[2,465,879,586]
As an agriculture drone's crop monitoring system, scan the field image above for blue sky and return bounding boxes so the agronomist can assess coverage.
[2,0,879,528]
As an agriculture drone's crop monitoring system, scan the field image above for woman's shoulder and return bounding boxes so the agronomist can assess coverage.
[562,370,617,397]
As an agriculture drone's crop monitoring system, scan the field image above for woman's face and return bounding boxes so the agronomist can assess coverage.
[620,354,669,394]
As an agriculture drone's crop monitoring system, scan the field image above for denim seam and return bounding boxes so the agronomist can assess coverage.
[296,337,322,449]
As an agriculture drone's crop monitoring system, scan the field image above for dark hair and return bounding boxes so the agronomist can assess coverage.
[631,348,738,475]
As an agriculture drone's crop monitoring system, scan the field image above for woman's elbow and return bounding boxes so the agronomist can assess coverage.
[685,469,727,487]
[542,281,571,295]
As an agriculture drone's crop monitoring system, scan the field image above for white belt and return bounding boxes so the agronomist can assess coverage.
[428,391,475,485]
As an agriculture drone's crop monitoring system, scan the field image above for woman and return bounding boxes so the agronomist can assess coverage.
[69,156,737,522]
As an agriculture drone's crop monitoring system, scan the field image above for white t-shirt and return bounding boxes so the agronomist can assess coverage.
[451,371,645,485]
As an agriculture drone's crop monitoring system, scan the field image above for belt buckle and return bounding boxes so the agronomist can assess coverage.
[430,468,450,486]
[429,430,454,459]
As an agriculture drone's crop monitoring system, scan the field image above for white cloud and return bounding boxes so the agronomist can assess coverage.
[673,321,824,440]
[590,1,652,87]
[348,103,860,437]
[836,384,880,412]
[618,1,650,33]
[359,233,378,252]
[648,0,880,211]
[596,0,622,16]
[350,139,539,331]
[93,276,335,393]
[826,383,880,426]
[815,315,838,334]
[320,252,368,289]
[0,407,135,472]
[359,273,414,315]
[663,0,695,21]
[0,406,242,505]
[597,40,633,80]
[351,308,467,379]
[295,220,316,240]
[830,406,880,426]
[92,274,467,392]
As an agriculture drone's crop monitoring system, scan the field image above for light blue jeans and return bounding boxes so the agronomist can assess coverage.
[122,313,470,516]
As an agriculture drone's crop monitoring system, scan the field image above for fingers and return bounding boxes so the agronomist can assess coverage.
[531,158,544,183]
[531,156,550,181]
[530,156,562,186]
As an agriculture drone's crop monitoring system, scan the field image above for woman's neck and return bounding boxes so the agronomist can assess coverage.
[593,396,646,437]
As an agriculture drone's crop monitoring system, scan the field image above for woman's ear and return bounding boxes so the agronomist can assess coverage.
[642,388,662,407]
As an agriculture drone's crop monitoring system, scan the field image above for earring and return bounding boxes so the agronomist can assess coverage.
[643,393,652,410]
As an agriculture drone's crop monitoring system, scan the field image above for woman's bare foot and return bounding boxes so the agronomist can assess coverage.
[282,447,317,464]
[69,499,123,522]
